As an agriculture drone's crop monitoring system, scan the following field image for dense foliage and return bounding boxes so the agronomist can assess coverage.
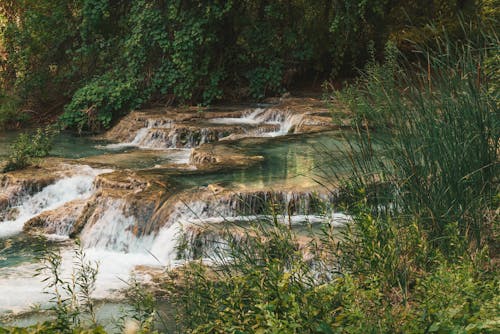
[0,0,484,130]
[159,23,498,333]
[0,2,498,333]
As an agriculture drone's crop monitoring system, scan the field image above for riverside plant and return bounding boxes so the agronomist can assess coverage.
[2,125,59,172]
[159,23,499,333]
[33,242,100,333]
[0,243,161,334]
[332,23,499,253]
[161,211,499,333]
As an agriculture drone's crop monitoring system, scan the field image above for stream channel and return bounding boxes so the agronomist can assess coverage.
[0,98,356,328]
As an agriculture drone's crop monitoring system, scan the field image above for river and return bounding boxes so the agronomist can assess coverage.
[0,98,355,328]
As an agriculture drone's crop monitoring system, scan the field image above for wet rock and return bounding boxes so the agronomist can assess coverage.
[102,97,342,150]
[71,170,171,238]
[23,199,87,235]
[0,160,77,215]
[79,149,188,170]
[190,144,264,168]
[140,123,248,148]
[102,107,249,143]
[176,222,321,262]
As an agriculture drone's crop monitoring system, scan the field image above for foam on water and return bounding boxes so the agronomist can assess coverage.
[0,245,160,314]
[208,108,266,125]
[0,166,110,238]
[209,108,304,137]
[80,199,155,253]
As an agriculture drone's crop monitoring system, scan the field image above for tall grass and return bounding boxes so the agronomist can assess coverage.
[335,23,499,252]
[158,24,499,333]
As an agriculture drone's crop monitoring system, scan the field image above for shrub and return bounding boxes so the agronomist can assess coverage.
[160,211,499,333]
[163,220,340,333]
[0,92,28,128]
[1,1,481,130]
[30,243,101,333]
[2,125,58,172]
[60,73,141,133]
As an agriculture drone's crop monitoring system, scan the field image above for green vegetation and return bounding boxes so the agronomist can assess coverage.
[34,244,101,333]
[2,126,58,172]
[0,93,26,128]
[4,19,497,334]
[335,22,499,251]
[0,2,498,334]
[0,0,483,131]
[161,219,498,333]
[158,23,498,333]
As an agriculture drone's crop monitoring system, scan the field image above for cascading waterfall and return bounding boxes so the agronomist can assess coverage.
[80,198,155,253]
[104,106,307,151]
[103,118,173,149]
[103,122,231,152]
[0,100,342,316]
[146,191,350,264]
[209,108,266,125]
[0,166,116,313]
[148,198,350,264]
[0,166,108,238]
[72,189,350,267]
[209,107,305,137]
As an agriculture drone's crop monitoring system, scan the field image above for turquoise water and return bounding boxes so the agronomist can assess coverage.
[174,131,352,189]
[0,131,117,161]
[0,234,59,268]
[0,128,358,326]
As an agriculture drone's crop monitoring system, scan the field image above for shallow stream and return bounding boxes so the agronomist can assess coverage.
[0,101,357,328]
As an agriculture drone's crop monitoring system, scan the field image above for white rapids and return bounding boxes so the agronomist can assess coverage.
[0,103,340,316]
[0,166,109,239]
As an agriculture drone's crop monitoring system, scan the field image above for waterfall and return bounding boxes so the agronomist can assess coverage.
[0,166,109,238]
[149,205,351,264]
[72,188,349,267]
[103,106,308,152]
[80,198,155,253]
[104,124,241,150]
[209,107,305,137]
[102,118,172,150]
[208,108,266,125]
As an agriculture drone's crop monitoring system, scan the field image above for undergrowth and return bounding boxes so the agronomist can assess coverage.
[159,22,499,334]
[1,21,498,334]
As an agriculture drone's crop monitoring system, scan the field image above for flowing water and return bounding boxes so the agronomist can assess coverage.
[0,102,357,326]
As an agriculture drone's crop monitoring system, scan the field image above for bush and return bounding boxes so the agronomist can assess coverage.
[2,125,58,172]
[60,73,141,132]
[1,1,482,130]
[163,220,340,333]
[160,212,499,333]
